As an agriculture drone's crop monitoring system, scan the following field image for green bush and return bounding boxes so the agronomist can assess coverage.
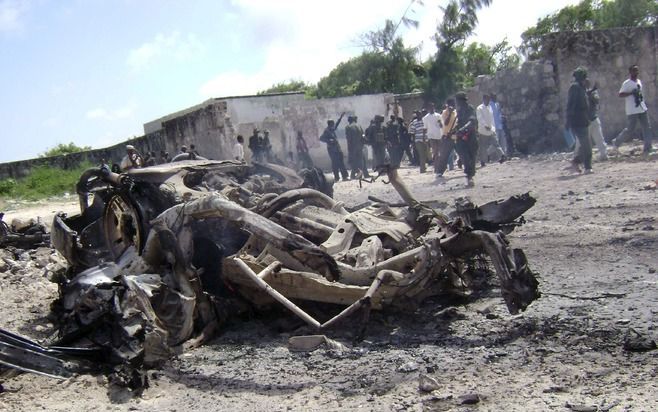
[0,162,93,201]
[0,178,16,195]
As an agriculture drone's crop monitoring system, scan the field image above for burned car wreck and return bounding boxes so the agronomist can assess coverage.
[1,160,540,384]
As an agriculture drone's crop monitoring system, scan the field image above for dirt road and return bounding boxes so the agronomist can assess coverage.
[1,145,657,411]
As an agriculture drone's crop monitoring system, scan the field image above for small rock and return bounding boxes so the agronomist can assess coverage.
[565,402,597,412]
[616,319,631,325]
[543,386,567,393]
[650,268,656,274]
[397,361,419,373]
[459,393,480,405]
[418,374,440,393]
[623,329,657,352]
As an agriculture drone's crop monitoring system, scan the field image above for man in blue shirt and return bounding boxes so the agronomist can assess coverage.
[490,93,507,155]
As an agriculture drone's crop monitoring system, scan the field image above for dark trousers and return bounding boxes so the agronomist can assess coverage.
[455,136,478,178]
[372,146,387,170]
[614,112,652,153]
[436,138,456,175]
[328,150,348,180]
[348,146,368,178]
[572,126,592,170]
[389,144,404,168]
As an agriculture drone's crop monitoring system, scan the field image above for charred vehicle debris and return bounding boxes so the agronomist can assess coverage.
[0,159,540,387]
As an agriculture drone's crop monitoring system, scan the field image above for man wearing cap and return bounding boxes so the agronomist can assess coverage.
[612,64,653,154]
[408,110,428,173]
[565,67,592,173]
[120,145,144,171]
[320,112,349,181]
[452,92,478,187]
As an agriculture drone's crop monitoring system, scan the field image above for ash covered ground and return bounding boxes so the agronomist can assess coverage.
[1,145,657,412]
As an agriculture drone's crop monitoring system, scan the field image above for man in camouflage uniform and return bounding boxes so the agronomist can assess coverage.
[345,115,368,178]
[367,115,387,171]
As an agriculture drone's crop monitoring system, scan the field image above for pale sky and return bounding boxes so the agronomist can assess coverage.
[0,0,580,162]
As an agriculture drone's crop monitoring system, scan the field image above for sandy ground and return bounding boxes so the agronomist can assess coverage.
[1,143,657,411]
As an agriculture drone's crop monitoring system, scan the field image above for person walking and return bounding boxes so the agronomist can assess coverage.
[490,93,508,155]
[408,110,428,173]
[573,79,608,161]
[611,64,653,154]
[565,67,593,174]
[452,92,479,187]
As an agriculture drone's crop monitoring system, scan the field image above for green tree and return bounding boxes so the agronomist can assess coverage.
[40,142,92,158]
[520,0,658,58]
[258,80,317,98]
[427,0,493,102]
[316,19,423,98]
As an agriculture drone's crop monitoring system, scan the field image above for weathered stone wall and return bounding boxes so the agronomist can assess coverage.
[466,61,561,153]
[543,26,657,141]
[150,92,397,168]
[0,133,166,180]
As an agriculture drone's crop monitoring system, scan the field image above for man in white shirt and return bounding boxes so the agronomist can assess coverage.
[233,135,245,162]
[422,103,443,174]
[476,94,504,166]
[612,65,652,154]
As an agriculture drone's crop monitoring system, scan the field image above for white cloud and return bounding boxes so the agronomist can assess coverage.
[0,0,28,32]
[200,0,582,98]
[86,101,137,120]
[127,31,205,72]
[201,0,417,98]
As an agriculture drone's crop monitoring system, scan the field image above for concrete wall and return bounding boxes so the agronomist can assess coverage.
[543,26,658,141]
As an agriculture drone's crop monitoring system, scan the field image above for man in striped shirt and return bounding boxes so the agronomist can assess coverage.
[408,110,428,173]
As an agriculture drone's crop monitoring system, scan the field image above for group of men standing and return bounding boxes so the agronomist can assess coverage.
[319,111,417,182]
[317,91,513,187]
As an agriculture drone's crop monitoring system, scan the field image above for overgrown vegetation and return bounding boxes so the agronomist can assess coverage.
[40,142,92,158]
[0,162,93,201]
[257,80,317,98]
[521,0,658,58]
